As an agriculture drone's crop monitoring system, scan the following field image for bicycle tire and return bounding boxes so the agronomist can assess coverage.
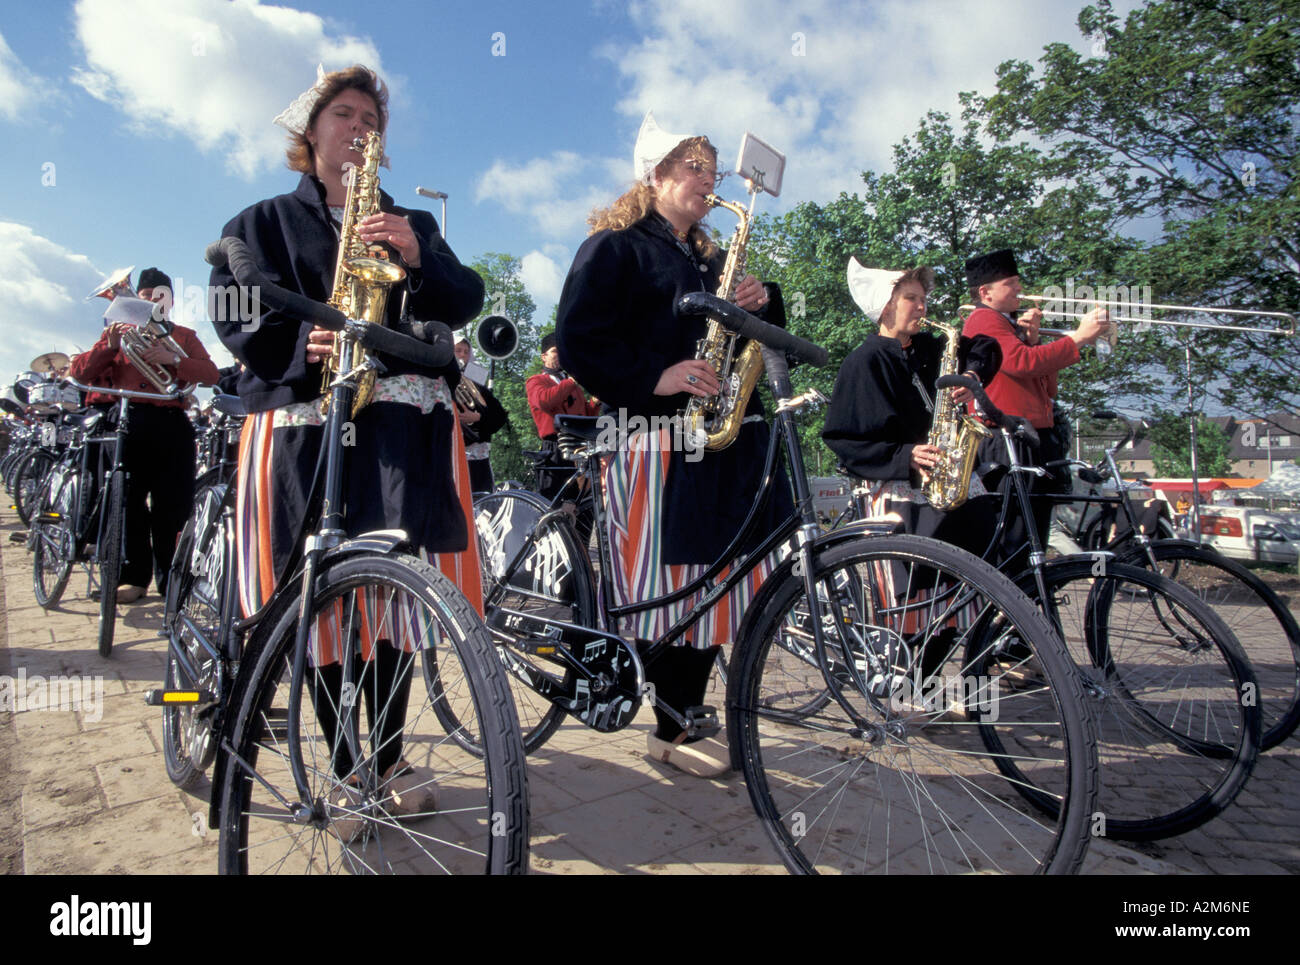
[14,449,55,527]
[442,489,593,755]
[32,467,75,609]
[731,535,1098,875]
[162,482,229,789]
[97,469,125,658]
[216,552,528,874]
[1121,541,1300,751]
[990,558,1260,841]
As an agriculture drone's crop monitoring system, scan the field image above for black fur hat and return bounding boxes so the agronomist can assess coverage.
[964,249,1019,289]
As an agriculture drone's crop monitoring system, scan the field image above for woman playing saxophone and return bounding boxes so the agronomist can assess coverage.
[209,65,485,822]
[555,111,790,778]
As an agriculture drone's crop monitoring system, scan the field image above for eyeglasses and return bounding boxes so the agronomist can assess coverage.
[681,158,725,188]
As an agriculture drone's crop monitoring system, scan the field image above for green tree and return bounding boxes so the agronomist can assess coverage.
[976,0,1300,419]
[467,252,539,486]
[1149,414,1233,477]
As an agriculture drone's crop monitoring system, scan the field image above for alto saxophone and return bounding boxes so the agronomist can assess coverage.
[921,319,991,511]
[680,193,765,452]
[320,130,407,417]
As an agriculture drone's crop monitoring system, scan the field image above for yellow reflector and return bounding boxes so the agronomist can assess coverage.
[162,692,201,703]
[536,646,556,655]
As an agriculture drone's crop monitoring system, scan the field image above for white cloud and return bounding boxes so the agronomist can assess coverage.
[475,152,625,238]
[519,246,570,306]
[0,223,111,381]
[70,0,385,178]
[0,32,47,121]
[605,0,1100,205]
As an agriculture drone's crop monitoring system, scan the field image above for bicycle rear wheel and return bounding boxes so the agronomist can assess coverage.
[731,535,1097,875]
[162,482,229,789]
[996,559,1260,840]
[217,552,528,874]
[1126,542,1300,750]
[449,489,593,755]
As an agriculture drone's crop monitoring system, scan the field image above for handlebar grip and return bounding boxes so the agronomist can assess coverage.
[761,346,792,399]
[675,292,829,367]
[354,321,454,370]
[936,374,1040,447]
[206,236,348,331]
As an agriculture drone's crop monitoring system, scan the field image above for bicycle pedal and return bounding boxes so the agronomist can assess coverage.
[683,705,720,740]
[519,639,560,656]
[144,688,214,706]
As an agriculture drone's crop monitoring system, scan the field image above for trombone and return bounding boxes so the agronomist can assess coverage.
[960,294,1296,342]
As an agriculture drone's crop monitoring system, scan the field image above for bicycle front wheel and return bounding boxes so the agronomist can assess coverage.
[730,535,1098,875]
[217,552,528,874]
[32,466,75,609]
[97,469,125,657]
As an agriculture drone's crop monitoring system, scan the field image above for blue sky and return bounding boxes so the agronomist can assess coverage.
[0,0,1115,383]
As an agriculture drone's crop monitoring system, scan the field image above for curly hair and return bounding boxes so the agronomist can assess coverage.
[878,266,936,330]
[285,65,389,174]
[587,136,720,260]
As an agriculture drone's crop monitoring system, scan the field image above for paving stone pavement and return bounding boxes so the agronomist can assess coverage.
[2,503,1295,875]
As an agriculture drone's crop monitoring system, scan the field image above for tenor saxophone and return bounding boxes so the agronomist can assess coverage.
[320,130,407,417]
[921,319,991,511]
[680,194,765,452]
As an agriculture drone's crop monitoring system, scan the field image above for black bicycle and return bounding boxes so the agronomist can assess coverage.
[1051,410,1300,752]
[472,292,1099,874]
[30,379,182,656]
[943,378,1261,840]
[145,237,529,874]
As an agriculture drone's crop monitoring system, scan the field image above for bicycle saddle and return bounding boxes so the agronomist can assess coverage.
[553,414,602,443]
[212,394,247,418]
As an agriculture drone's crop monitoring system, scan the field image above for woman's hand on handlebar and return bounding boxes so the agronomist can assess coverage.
[655,360,719,397]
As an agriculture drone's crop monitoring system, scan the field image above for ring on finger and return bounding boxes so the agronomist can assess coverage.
[686,374,698,385]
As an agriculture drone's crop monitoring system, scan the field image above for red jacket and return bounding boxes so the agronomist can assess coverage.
[525,370,598,439]
[70,323,220,408]
[961,306,1079,429]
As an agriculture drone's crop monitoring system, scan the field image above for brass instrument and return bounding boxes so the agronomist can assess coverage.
[121,320,191,394]
[921,320,990,511]
[87,266,190,394]
[455,367,487,410]
[681,191,765,452]
[320,130,407,417]
[86,266,134,302]
[960,294,1296,346]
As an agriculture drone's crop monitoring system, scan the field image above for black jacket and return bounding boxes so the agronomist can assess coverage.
[556,214,789,564]
[823,332,1001,484]
[209,174,484,412]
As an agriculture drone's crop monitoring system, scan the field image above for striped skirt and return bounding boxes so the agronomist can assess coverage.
[235,387,482,667]
[603,428,781,649]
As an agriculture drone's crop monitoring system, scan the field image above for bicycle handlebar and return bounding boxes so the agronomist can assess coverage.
[205,237,454,371]
[62,377,182,403]
[936,374,1040,448]
[674,292,830,367]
